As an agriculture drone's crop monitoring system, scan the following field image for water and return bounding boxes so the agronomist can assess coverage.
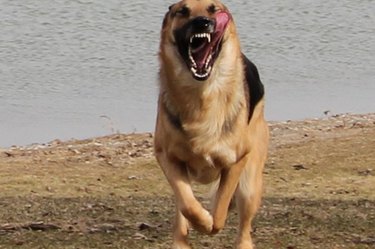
[0,0,374,147]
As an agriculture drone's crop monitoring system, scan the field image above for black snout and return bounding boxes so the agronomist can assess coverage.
[191,16,215,33]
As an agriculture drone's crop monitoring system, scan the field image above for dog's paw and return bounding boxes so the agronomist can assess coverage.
[188,209,213,235]
[172,240,191,249]
[236,239,254,249]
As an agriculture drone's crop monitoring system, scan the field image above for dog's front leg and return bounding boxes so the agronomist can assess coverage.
[157,153,214,241]
[211,153,250,234]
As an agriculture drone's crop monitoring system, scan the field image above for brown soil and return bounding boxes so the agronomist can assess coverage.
[0,113,374,249]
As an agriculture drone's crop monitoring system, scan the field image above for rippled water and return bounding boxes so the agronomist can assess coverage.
[0,0,374,147]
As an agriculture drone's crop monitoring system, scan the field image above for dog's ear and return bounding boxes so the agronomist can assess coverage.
[162,4,175,29]
[168,3,175,11]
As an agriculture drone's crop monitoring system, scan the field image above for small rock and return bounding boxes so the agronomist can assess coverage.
[292,164,308,170]
[138,222,153,231]
[2,151,14,157]
[358,168,373,176]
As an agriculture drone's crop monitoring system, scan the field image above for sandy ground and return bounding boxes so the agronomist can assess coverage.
[0,113,374,248]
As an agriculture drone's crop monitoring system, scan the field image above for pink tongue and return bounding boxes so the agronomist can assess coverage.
[193,45,209,70]
[215,11,230,33]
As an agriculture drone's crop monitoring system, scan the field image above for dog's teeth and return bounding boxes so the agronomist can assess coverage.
[205,53,212,68]
[191,66,211,79]
[190,33,211,44]
[191,67,197,74]
[188,47,197,68]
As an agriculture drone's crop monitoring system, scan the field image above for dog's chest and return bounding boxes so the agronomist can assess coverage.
[185,144,237,183]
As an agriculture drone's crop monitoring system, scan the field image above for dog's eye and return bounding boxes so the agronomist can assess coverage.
[207,4,218,14]
[176,6,190,17]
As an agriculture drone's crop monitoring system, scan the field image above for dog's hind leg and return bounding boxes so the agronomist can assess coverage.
[172,209,190,249]
[211,153,250,234]
[234,150,265,249]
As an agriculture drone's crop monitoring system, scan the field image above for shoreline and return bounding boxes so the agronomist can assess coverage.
[1,112,374,151]
[1,112,374,171]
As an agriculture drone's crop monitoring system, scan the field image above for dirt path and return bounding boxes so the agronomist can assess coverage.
[0,113,374,248]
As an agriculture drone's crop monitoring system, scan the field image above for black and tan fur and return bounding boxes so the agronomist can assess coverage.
[154,1,269,248]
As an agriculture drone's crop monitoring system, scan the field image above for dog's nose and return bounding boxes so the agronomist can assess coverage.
[191,16,215,31]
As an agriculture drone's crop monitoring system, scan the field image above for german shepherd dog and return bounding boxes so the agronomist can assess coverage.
[154,0,269,248]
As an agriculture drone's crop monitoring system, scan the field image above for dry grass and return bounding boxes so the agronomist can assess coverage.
[0,114,374,248]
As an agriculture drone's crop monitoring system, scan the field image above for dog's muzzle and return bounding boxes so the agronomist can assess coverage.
[174,11,230,81]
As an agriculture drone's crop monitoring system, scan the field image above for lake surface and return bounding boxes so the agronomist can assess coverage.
[1,0,374,147]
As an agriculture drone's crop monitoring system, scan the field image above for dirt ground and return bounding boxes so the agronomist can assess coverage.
[0,113,374,249]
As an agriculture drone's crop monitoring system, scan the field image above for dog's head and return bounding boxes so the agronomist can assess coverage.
[160,0,233,81]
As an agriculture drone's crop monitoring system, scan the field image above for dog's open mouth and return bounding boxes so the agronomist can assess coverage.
[175,11,231,81]
[189,12,230,80]
[188,32,213,79]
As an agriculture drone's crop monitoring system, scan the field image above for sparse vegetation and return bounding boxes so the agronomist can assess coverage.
[0,114,374,248]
